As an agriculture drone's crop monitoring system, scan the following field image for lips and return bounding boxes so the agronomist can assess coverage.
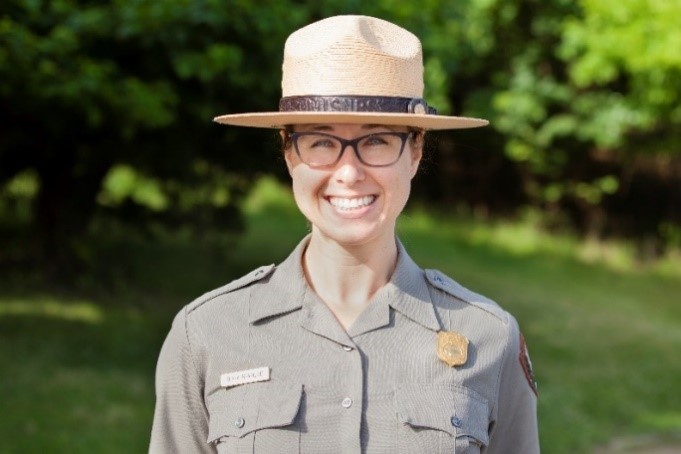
[327,195,376,211]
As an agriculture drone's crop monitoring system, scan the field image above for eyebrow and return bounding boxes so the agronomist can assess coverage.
[303,124,395,132]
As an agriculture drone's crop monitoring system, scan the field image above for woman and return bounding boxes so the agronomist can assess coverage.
[150,15,539,453]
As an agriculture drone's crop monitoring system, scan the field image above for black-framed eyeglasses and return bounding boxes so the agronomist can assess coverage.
[289,131,413,168]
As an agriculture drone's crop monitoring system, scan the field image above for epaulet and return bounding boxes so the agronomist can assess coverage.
[425,269,509,323]
[186,264,275,314]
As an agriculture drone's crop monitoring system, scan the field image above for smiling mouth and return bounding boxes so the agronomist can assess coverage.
[327,195,376,211]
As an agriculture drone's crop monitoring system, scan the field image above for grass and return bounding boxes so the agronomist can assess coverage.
[0,299,164,452]
[1,177,680,453]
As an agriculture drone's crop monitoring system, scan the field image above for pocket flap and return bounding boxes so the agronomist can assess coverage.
[396,384,489,444]
[207,381,303,443]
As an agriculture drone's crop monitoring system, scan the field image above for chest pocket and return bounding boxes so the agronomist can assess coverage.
[396,384,489,453]
[207,381,303,453]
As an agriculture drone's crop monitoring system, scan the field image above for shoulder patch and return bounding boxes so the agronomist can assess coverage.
[186,264,275,314]
[519,333,538,396]
[425,269,509,323]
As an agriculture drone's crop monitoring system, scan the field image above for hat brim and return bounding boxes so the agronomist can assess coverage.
[213,111,488,130]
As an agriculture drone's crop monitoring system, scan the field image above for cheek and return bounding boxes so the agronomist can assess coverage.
[290,167,323,210]
[395,178,412,211]
[291,179,307,212]
[383,170,413,215]
[290,169,306,204]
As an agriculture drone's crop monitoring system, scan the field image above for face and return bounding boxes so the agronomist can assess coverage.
[284,123,423,248]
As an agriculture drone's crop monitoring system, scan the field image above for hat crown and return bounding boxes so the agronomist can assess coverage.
[214,15,488,130]
[282,15,424,98]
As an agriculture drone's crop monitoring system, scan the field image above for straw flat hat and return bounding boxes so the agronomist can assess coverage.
[214,15,488,130]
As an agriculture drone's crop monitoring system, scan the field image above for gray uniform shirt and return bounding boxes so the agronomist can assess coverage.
[150,237,539,453]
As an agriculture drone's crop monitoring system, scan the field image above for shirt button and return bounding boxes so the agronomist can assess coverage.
[342,346,353,352]
[341,397,353,408]
[451,416,462,428]
[235,417,245,428]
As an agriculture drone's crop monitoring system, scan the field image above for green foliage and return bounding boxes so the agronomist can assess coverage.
[0,2,177,132]
[448,0,681,250]
[99,165,169,211]
[559,0,681,148]
[3,170,39,199]
[0,170,39,228]
[0,0,679,260]
[0,0,300,255]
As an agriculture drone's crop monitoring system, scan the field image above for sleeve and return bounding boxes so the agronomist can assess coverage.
[149,308,215,454]
[485,317,540,453]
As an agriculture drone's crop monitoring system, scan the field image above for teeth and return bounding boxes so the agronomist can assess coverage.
[328,195,375,210]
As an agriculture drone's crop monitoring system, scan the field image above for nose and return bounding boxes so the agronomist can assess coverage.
[333,143,365,184]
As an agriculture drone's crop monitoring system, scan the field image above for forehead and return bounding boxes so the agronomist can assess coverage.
[292,123,405,133]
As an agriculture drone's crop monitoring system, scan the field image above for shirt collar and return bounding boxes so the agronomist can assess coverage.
[248,236,442,333]
[248,237,308,324]
[385,238,442,332]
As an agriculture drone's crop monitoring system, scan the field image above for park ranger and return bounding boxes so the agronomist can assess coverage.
[150,15,539,453]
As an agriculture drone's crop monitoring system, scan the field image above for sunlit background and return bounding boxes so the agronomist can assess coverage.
[1,1,680,452]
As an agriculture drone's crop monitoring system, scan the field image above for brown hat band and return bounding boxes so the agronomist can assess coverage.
[279,95,437,115]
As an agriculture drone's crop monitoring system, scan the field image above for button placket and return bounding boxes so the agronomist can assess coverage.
[340,340,363,452]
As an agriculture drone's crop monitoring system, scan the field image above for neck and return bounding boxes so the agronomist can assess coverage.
[302,232,398,329]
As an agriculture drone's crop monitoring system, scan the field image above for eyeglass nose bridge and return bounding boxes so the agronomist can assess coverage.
[333,136,365,166]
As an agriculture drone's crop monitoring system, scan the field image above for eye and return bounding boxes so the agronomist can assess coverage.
[362,134,390,146]
[309,137,337,148]
[312,139,333,148]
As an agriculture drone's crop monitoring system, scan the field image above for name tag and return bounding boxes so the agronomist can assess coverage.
[220,367,270,388]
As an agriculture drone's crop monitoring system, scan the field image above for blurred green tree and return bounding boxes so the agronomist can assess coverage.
[489,0,681,241]
[0,0,494,263]
[0,0,303,260]
[0,0,679,267]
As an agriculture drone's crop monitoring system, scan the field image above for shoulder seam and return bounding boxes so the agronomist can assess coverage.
[425,268,509,324]
[186,264,275,315]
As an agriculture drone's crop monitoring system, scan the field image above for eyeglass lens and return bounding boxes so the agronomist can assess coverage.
[293,132,408,167]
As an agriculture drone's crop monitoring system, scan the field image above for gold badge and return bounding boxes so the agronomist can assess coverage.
[437,331,469,367]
